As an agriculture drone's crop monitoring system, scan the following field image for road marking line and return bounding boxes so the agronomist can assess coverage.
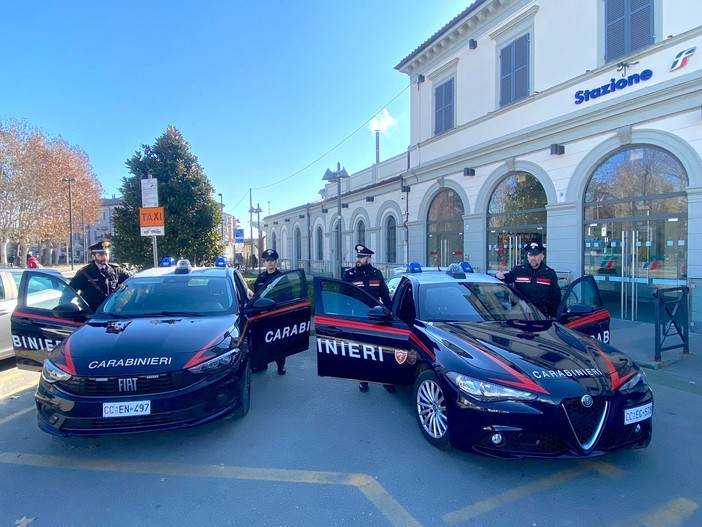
[443,461,620,524]
[0,451,421,527]
[0,406,34,426]
[0,379,39,400]
[0,371,26,382]
[610,497,698,527]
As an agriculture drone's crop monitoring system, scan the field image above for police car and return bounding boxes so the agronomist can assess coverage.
[313,263,652,458]
[12,259,311,436]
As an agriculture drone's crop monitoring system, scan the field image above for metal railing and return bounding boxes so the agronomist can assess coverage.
[653,286,690,362]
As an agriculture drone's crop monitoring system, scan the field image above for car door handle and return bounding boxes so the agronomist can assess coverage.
[323,327,344,335]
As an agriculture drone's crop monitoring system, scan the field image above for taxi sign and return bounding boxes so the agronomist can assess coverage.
[140,206,165,236]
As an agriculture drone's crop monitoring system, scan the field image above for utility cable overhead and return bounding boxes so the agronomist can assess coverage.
[250,82,411,192]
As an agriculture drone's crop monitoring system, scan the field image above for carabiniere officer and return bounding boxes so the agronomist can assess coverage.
[252,248,287,375]
[68,241,131,312]
[342,243,394,393]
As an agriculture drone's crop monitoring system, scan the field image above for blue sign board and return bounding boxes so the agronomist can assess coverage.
[235,228,245,243]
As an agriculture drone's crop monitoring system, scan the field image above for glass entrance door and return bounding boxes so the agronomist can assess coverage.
[427,232,464,267]
[488,229,543,273]
[584,218,687,322]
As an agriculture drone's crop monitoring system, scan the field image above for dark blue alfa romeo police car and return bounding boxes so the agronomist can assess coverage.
[12,260,311,436]
[314,264,652,458]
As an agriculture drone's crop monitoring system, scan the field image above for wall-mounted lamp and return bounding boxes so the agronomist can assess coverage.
[469,39,478,49]
[321,208,328,213]
[401,185,411,193]
[365,196,374,202]
[341,203,349,208]
[550,144,565,155]
[464,167,476,177]
[417,74,425,83]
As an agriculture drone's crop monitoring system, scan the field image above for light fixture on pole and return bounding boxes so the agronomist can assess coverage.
[322,162,350,278]
[61,177,76,270]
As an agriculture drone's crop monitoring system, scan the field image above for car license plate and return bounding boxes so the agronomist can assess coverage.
[624,402,652,425]
[102,401,151,418]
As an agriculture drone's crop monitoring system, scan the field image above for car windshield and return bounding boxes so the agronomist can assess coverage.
[418,282,543,322]
[99,275,236,316]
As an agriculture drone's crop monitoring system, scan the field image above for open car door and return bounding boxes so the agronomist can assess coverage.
[244,270,311,370]
[556,274,611,343]
[11,270,93,371]
[313,276,417,386]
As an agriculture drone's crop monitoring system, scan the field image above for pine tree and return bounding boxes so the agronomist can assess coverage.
[112,126,222,267]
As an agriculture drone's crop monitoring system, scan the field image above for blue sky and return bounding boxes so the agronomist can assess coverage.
[2,1,466,225]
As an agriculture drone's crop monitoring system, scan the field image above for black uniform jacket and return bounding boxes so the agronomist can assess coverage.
[68,261,130,311]
[342,264,392,307]
[501,262,562,317]
[253,268,282,294]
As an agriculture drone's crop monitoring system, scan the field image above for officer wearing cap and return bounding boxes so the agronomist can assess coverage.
[343,243,394,393]
[68,241,131,311]
[495,241,561,317]
[252,248,287,375]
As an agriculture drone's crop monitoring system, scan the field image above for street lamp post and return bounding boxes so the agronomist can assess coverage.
[61,177,76,270]
[218,193,224,242]
[323,162,350,278]
[254,203,263,257]
[248,188,255,269]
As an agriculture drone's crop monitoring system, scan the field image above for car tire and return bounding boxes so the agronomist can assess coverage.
[413,370,450,449]
[232,360,251,417]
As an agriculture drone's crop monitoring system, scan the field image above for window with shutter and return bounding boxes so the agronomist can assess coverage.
[434,78,455,136]
[605,0,653,63]
[499,34,530,107]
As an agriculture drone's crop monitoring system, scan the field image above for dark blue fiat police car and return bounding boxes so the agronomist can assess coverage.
[314,263,652,458]
[12,259,311,436]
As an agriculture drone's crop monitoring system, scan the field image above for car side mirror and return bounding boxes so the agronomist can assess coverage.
[52,302,91,321]
[566,303,594,315]
[247,297,276,310]
[368,305,392,321]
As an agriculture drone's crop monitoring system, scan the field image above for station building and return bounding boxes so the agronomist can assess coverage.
[263,0,702,326]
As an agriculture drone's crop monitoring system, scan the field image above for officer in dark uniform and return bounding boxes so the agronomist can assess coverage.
[68,241,131,311]
[342,243,394,393]
[496,241,562,317]
[252,248,287,375]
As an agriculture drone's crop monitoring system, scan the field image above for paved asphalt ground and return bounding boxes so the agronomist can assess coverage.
[1,266,701,526]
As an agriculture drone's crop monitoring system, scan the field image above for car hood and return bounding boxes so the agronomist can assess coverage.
[51,316,239,375]
[426,320,636,395]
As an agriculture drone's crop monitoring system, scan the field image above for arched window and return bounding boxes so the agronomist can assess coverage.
[427,189,464,267]
[583,145,688,322]
[385,216,397,263]
[271,232,277,252]
[487,172,546,272]
[315,226,323,261]
[294,227,302,267]
[356,220,366,246]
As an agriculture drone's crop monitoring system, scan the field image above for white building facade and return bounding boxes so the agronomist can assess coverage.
[264,0,702,325]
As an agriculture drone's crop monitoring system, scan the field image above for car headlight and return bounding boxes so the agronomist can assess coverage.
[446,371,538,402]
[41,359,72,383]
[618,370,649,393]
[187,348,240,375]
